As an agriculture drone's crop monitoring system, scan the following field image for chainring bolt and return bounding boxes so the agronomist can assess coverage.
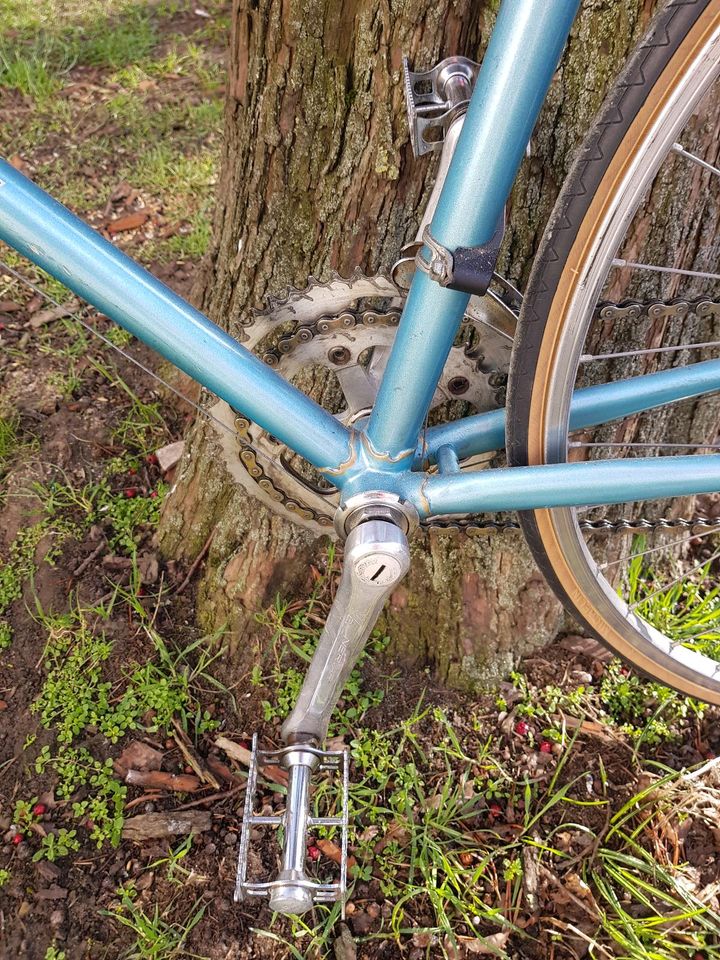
[328,346,352,365]
[447,376,470,396]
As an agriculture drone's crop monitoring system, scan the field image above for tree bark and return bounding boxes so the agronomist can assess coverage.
[157,0,665,688]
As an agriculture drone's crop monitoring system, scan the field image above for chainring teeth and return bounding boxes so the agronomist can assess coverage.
[219,271,519,535]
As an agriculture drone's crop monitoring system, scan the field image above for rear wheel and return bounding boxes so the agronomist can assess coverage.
[508,0,720,701]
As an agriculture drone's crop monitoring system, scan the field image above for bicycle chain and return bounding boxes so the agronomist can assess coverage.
[233,293,720,537]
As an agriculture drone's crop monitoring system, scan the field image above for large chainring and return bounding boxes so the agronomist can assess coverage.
[210,271,518,536]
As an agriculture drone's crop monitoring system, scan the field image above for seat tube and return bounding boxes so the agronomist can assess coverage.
[365,0,581,464]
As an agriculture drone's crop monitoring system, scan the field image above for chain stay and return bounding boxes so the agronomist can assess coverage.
[233,292,720,537]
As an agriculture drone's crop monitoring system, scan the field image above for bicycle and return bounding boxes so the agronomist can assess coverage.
[1,0,720,915]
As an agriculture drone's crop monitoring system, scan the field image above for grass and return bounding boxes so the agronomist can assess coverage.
[105,885,208,960]
[242,552,720,959]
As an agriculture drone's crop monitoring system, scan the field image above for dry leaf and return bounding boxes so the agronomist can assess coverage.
[107,211,149,234]
[316,838,357,873]
[115,740,163,774]
[461,931,510,954]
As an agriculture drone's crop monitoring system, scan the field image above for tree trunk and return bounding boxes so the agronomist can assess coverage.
[157,0,664,688]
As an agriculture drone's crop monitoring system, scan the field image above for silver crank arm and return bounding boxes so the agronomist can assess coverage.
[282,518,410,744]
[236,516,410,916]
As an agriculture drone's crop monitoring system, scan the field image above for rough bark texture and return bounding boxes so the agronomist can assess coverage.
[157,0,665,688]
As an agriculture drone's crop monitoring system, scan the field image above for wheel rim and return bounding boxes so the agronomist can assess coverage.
[528,9,720,697]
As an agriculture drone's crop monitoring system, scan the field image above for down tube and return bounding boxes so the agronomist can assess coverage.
[365,0,581,463]
[0,159,349,472]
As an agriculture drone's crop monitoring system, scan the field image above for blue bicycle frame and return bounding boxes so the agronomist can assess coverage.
[1,0,719,519]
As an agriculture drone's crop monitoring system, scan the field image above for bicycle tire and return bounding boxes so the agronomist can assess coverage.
[508,0,720,702]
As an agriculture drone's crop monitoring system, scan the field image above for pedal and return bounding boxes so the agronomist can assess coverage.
[403,55,480,157]
[235,734,350,916]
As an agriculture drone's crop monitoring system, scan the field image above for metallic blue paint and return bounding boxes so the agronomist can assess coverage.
[337,455,720,517]
[420,358,720,463]
[0,159,350,473]
[365,0,581,462]
[411,455,720,518]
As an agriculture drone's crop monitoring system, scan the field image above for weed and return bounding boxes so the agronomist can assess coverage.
[105,886,208,960]
[0,868,10,888]
[43,947,66,960]
[599,660,702,745]
[35,745,126,848]
[0,516,78,647]
[32,828,81,863]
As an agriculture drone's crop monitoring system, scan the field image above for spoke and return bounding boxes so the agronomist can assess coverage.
[672,142,720,179]
[628,548,720,612]
[675,621,720,645]
[612,259,720,282]
[334,363,376,415]
[598,526,720,571]
[570,441,720,449]
[580,340,720,362]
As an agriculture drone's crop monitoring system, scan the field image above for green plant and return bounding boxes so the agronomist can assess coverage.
[43,946,66,960]
[106,888,208,960]
[0,868,10,888]
[32,828,80,863]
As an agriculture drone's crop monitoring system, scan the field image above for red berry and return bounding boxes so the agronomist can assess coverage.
[150,491,158,499]
[124,488,137,498]
[11,833,23,845]
[128,467,137,475]
[32,803,47,816]
[514,720,530,736]
[146,453,158,465]
[489,803,502,817]
[539,741,553,754]
[307,845,321,861]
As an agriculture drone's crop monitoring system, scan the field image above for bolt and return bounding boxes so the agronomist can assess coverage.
[328,346,351,365]
[447,376,469,396]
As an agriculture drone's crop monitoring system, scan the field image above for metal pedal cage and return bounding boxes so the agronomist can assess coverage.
[235,734,351,913]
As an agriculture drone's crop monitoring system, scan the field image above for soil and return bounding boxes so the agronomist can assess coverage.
[1,4,720,960]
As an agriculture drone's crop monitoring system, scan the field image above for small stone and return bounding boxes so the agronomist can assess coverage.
[224,832,237,847]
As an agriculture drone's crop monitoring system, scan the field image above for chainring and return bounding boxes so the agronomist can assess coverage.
[210,270,519,536]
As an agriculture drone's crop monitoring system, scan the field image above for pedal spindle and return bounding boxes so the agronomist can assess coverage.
[235,736,350,916]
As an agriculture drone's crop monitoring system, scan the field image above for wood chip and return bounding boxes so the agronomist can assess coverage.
[122,811,211,841]
[123,769,201,792]
[107,211,149,234]
[215,736,288,787]
[0,300,22,313]
[155,440,185,473]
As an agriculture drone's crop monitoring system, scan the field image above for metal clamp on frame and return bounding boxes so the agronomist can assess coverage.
[415,216,505,298]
